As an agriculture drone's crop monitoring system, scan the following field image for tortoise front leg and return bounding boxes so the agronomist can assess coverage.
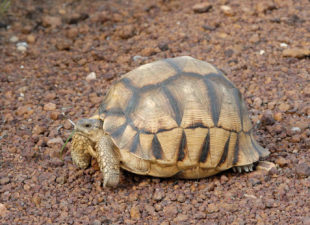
[71,133,92,169]
[97,135,120,187]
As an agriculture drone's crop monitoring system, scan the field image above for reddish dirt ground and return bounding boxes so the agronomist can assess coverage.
[0,0,309,224]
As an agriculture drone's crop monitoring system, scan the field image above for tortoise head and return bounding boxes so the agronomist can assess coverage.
[75,118,104,143]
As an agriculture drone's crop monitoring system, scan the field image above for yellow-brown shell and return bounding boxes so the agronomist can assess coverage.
[98,56,269,177]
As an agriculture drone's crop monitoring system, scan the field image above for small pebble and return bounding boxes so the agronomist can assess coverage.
[256,161,276,172]
[291,127,301,134]
[280,43,288,48]
[283,48,310,59]
[9,36,19,43]
[275,157,289,167]
[220,5,234,16]
[47,137,64,147]
[86,72,96,81]
[274,112,283,121]
[133,55,148,62]
[32,125,46,135]
[17,45,27,52]
[0,177,10,185]
[26,34,36,43]
[295,163,310,178]
[153,189,164,201]
[0,203,8,217]
[192,3,212,13]
[261,110,275,126]
[44,102,57,111]
[130,205,141,220]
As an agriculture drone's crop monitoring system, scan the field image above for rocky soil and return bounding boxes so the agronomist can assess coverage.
[0,0,309,224]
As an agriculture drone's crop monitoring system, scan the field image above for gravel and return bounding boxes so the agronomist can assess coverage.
[1,0,309,224]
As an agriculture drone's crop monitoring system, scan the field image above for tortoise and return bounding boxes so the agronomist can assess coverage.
[71,56,269,187]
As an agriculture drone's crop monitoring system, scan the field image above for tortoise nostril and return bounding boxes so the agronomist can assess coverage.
[84,124,91,128]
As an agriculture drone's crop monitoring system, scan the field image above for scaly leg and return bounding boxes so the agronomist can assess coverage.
[96,135,120,187]
[71,133,92,169]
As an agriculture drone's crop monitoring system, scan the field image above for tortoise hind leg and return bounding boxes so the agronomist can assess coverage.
[97,135,120,187]
[232,164,254,173]
[71,133,92,169]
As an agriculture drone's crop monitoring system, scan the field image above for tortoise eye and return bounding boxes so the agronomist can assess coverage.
[84,123,91,128]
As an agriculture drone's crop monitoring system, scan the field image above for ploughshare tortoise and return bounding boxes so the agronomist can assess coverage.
[71,56,269,187]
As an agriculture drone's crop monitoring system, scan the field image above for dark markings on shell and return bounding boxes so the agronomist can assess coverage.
[125,93,139,115]
[232,88,243,129]
[111,123,127,138]
[206,72,235,89]
[250,133,263,156]
[120,77,137,90]
[203,78,221,126]
[101,108,124,116]
[161,86,182,126]
[152,134,163,159]
[232,134,239,165]
[199,130,210,163]
[217,133,231,167]
[130,132,140,153]
[164,58,183,73]
[177,130,187,161]
[185,122,205,129]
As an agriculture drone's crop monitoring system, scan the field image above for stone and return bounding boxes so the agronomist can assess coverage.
[44,102,56,111]
[55,39,72,50]
[32,194,41,206]
[176,193,186,203]
[206,203,219,213]
[220,5,235,16]
[118,25,135,39]
[50,111,60,120]
[32,125,46,135]
[275,157,289,167]
[295,163,310,178]
[256,2,276,14]
[163,205,178,217]
[291,127,301,134]
[93,220,101,225]
[86,72,96,81]
[274,112,282,121]
[9,36,19,43]
[158,42,169,51]
[174,214,188,222]
[303,217,310,225]
[256,161,276,172]
[278,102,290,112]
[26,34,36,43]
[140,47,158,57]
[261,110,275,126]
[192,3,212,13]
[0,203,8,217]
[153,189,164,201]
[130,205,140,220]
[132,55,148,62]
[249,34,260,43]
[17,45,27,52]
[47,137,64,147]
[144,205,156,216]
[282,48,310,59]
[253,97,262,108]
[0,177,10,185]
[66,27,79,39]
[304,85,310,97]
[49,158,65,167]
[42,16,62,27]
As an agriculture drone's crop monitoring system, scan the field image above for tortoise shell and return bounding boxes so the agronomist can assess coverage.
[98,56,269,178]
